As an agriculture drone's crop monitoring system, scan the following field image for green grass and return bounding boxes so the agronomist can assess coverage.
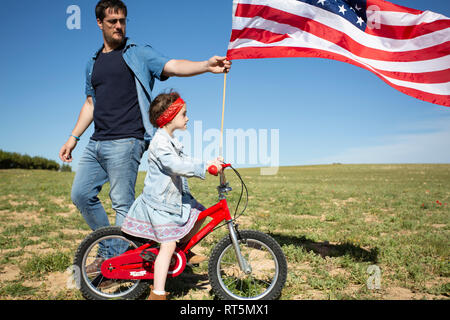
[22,252,73,277]
[0,281,37,297]
[0,164,448,300]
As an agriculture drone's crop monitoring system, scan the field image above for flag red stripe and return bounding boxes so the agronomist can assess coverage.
[366,0,422,15]
[376,68,450,84]
[230,29,450,83]
[230,28,290,44]
[235,4,449,62]
[227,46,450,107]
[364,19,450,40]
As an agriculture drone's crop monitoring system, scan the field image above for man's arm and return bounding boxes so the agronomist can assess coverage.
[162,56,231,78]
[59,96,94,163]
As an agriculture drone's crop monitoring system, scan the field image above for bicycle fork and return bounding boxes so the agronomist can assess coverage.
[227,221,252,274]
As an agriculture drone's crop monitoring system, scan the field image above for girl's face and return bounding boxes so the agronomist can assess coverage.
[170,105,189,131]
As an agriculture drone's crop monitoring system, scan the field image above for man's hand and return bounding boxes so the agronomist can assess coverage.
[207,56,232,74]
[59,96,94,163]
[59,137,78,163]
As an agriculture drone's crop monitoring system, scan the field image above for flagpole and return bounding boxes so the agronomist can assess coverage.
[219,73,227,158]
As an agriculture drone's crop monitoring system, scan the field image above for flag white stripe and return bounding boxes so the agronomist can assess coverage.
[229,35,449,74]
[232,15,450,53]
[229,37,450,95]
[371,10,449,26]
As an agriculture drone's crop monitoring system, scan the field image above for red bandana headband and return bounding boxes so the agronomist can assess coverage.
[156,97,185,128]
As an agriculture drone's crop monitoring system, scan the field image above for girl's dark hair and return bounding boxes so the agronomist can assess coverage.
[150,91,181,128]
[95,0,127,21]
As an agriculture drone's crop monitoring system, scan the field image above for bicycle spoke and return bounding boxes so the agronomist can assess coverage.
[212,233,285,300]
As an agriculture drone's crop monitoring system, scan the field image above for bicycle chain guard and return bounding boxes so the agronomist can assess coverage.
[140,248,158,262]
[100,245,187,280]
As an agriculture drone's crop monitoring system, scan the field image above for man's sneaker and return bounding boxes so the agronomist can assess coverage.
[186,250,208,266]
[86,258,105,276]
[97,279,116,289]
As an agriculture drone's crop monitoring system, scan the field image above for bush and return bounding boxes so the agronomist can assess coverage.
[0,149,61,171]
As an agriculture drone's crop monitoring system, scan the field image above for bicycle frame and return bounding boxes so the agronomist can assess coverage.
[182,165,251,273]
[101,164,251,280]
[181,199,232,253]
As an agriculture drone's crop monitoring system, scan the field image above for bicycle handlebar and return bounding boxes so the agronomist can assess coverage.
[207,162,248,221]
[208,163,231,176]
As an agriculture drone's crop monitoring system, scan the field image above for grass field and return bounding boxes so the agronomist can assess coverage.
[0,164,448,300]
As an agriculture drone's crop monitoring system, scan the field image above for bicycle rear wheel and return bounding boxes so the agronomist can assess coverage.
[208,229,287,300]
[73,226,149,300]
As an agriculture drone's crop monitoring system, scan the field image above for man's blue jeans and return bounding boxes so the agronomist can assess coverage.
[71,138,147,258]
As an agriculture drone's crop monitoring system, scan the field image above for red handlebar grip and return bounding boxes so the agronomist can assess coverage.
[208,165,218,176]
[208,163,231,176]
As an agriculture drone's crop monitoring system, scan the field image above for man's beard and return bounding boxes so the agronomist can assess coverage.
[104,31,125,48]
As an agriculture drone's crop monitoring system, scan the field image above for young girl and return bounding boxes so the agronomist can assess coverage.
[121,91,223,300]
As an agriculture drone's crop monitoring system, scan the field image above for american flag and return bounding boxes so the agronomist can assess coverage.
[227,0,450,107]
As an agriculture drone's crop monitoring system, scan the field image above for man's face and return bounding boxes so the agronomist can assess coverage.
[97,8,126,47]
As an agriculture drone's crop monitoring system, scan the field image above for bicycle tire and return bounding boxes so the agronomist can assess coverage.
[73,226,149,300]
[208,229,287,300]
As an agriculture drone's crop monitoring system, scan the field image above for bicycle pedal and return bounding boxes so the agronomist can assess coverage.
[140,249,157,262]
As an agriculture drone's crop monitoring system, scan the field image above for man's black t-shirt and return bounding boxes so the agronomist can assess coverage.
[91,45,145,141]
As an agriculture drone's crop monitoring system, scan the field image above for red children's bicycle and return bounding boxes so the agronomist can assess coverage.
[73,163,287,300]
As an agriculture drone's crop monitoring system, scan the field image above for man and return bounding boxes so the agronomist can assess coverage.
[59,0,231,265]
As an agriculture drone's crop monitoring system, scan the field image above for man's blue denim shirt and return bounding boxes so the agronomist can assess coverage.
[85,37,171,142]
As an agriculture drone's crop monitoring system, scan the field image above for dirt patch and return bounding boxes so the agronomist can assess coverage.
[292,289,327,300]
[3,211,43,227]
[23,243,56,256]
[0,265,21,282]
[375,285,449,300]
[60,228,90,237]
[383,287,417,300]
[8,200,39,207]
[236,214,253,228]
[431,224,446,229]
[285,214,320,220]
[46,271,71,294]
[332,197,358,207]
[363,213,381,224]
[329,267,350,277]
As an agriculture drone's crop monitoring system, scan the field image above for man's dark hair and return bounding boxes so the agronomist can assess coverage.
[95,0,127,21]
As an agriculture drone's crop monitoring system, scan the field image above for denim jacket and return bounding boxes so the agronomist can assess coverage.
[85,38,171,142]
[141,128,206,214]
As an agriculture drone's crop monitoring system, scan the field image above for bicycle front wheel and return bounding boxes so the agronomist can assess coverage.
[208,229,287,300]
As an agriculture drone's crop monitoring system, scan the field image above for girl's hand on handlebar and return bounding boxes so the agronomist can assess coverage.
[207,159,224,176]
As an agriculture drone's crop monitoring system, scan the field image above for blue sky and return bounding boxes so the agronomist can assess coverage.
[0,0,449,172]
